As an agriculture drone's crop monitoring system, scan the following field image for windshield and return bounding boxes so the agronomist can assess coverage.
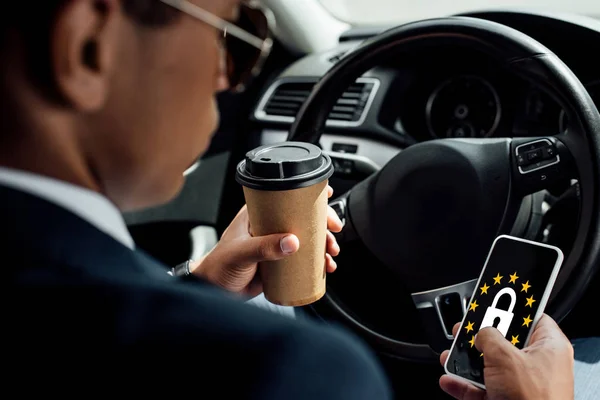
[318,0,600,25]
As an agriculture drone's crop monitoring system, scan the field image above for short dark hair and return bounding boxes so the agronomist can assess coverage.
[2,0,178,32]
[0,0,179,103]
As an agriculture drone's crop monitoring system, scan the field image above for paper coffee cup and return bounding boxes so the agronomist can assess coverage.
[236,142,334,306]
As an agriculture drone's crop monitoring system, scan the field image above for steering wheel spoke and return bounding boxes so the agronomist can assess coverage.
[411,280,477,352]
[329,191,360,244]
[511,136,576,197]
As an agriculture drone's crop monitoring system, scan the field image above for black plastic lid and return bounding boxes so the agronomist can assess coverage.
[236,142,334,191]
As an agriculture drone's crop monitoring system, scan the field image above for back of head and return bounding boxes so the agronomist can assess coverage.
[0,0,231,211]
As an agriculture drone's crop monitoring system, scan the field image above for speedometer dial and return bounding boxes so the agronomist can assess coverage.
[426,75,502,138]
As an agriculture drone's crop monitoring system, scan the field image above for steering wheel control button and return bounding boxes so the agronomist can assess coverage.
[519,140,547,152]
[527,150,542,162]
[236,142,334,191]
[329,199,346,227]
[515,139,560,175]
[543,146,556,158]
[437,292,464,338]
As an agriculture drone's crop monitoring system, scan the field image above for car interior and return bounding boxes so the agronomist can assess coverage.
[123,1,600,398]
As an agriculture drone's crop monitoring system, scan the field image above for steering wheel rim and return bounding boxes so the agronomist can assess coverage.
[287,16,600,362]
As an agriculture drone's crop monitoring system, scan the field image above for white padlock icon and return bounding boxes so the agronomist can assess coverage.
[479,287,517,338]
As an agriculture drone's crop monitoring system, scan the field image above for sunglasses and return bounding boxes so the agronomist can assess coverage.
[158,0,274,93]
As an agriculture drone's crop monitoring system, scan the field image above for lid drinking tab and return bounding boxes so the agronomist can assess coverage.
[236,142,334,191]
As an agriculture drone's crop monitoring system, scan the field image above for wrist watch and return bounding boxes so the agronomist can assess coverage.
[170,259,193,277]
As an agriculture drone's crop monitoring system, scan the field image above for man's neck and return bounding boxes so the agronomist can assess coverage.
[0,128,102,194]
[0,55,103,196]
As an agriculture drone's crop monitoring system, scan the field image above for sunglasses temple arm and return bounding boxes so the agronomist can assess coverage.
[162,0,267,50]
[224,22,269,50]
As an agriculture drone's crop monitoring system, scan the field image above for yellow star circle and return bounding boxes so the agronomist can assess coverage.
[493,273,503,285]
[480,283,489,295]
[465,321,475,333]
[526,295,536,308]
[469,335,476,348]
[469,300,479,312]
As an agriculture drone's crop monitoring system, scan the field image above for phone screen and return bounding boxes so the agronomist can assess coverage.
[444,236,563,387]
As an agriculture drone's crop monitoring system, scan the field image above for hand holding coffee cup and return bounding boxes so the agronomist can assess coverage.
[192,188,342,297]
[236,142,337,306]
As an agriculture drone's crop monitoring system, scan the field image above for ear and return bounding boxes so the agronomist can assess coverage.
[51,0,119,111]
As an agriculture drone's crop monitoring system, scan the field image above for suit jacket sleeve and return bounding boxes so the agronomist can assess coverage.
[11,272,392,399]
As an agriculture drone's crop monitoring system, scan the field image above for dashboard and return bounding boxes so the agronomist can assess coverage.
[243,9,600,345]
[250,10,600,178]
[381,48,600,143]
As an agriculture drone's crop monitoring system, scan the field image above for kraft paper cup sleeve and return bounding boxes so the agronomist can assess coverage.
[236,142,334,306]
[243,180,329,306]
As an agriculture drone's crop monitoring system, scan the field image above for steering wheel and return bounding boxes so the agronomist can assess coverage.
[287,17,600,362]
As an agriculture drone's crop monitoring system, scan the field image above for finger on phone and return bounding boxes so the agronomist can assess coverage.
[440,350,450,366]
[327,185,334,198]
[453,322,460,337]
[475,326,515,354]
[439,375,486,400]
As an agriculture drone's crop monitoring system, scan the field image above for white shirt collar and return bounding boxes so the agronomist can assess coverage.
[0,167,135,250]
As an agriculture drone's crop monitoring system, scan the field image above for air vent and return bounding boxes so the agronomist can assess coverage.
[255,78,380,127]
[261,81,313,118]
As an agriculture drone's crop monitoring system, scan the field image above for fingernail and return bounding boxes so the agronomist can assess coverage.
[280,235,298,254]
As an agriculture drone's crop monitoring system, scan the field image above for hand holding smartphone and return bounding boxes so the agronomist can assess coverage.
[444,235,564,389]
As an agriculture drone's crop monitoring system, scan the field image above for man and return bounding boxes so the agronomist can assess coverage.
[1,1,387,397]
[0,0,586,398]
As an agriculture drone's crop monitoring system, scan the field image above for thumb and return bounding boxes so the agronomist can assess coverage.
[230,234,300,265]
[475,327,519,365]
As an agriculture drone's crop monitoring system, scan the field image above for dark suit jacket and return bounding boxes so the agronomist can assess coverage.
[2,184,392,398]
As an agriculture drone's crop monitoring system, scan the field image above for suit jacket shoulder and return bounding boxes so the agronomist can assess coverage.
[2,185,392,399]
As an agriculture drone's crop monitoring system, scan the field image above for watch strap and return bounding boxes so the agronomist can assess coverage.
[171,259,193,277]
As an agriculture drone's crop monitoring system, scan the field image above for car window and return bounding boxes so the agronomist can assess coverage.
[318,0,600,25]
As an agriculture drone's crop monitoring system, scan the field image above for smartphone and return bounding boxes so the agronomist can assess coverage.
[443,234,564,389]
